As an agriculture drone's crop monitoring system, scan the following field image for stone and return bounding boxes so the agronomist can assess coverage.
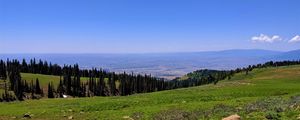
[23,113,31,118]
[222,114,241,120]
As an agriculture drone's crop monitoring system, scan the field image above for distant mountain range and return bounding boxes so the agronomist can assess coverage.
[270,49,300,60]
[0,49,299,79]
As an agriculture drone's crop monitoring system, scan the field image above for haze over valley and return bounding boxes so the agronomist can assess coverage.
[2,49,299,79]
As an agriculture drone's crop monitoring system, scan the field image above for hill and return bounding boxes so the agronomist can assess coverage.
[1,65,300,119]
[271,49,300,60]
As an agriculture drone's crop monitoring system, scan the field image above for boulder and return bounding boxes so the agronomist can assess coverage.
[222,114,241,120]
[23,113,31,119]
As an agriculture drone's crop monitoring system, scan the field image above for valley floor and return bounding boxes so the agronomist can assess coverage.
[1,65,300,119]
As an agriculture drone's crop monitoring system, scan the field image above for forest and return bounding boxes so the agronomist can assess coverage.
[1,59,300,102]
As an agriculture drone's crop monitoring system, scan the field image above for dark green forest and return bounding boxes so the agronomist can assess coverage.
[1,59,300,102]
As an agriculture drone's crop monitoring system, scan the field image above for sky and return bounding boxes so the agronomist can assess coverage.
[0,0,300,53]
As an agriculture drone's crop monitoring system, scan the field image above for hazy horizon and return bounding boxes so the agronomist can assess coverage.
[0,48,297,54]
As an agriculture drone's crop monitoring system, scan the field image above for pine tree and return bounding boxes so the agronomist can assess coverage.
[30,80,36,99]
[48,83,54,98]
[0,60,7,80]
[21,59,28,73]
[57,79,64,98]
[35,78,42,94]
[109,73,116,96]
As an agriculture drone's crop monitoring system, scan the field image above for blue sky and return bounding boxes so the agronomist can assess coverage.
[1,0,300,53]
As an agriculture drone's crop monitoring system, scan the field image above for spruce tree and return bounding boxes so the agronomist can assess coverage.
[47,83,54,98]
[57,79,64,98]
[35,78,42,94]
[109,74,116,96]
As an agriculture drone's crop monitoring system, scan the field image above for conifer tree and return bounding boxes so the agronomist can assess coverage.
[48,82,54,98]
[35,78,42,94]
[57,79,64,98]
[109,73,116,96]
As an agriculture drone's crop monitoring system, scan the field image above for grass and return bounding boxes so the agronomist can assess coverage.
[20,73,90,88]
[1,73,114,94]
[21,73,61,88]
[0,79,6,94]
[0,65,300,119]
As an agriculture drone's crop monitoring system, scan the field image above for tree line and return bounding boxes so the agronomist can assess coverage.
[1,59,300,102]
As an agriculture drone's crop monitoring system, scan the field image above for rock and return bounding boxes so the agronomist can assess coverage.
[68,116,73,119]
[297,114,300,120]
[222,114,241,120]
[63,95,68,98]
[23,113,31,118]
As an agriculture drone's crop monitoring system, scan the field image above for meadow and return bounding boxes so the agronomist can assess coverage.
[0,65,300,119]
[20,73,90,88]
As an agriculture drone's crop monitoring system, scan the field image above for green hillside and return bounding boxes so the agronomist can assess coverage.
[1,65,300,119]
[20,73,90,88]
[0,73,90,94]
[21,73,61,88]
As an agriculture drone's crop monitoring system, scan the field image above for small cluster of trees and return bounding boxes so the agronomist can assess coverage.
[1,59,300,102]
[55,64,86,97]
[0,83,16,102]
[48,65,167,98]
[176,69,231,86]
[0,59,43,101]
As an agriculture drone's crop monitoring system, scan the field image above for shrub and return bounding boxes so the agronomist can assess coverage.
[153,109,198,120]
[265,111,281,120]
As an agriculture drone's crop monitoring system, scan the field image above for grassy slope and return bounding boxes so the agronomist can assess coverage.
[1,73,114,94]
[1,73,63,92]
[21,73,61,88]
[20,73,90,88]
[0,65,300,119]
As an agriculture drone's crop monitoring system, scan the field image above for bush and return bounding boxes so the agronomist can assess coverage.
[265,111,281,120]
[209,104,237,117]
[154,109,198,120]
[244,97,285,113]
